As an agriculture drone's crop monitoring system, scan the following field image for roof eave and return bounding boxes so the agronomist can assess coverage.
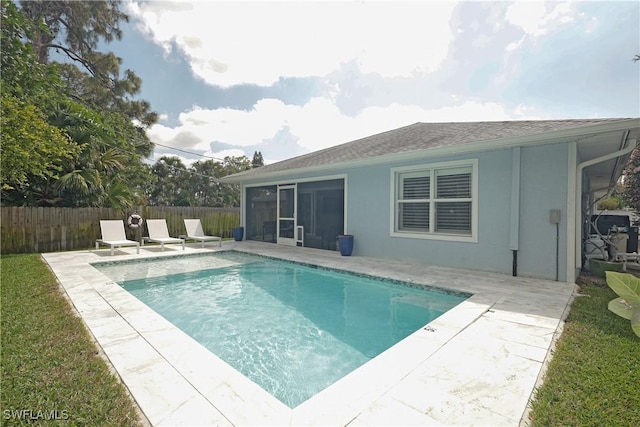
[220,118,640,184]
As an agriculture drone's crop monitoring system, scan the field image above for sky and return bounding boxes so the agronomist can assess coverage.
[108,1,640,166]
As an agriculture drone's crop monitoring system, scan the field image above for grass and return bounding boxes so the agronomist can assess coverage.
[528,275,640,427]
[1,254,144,426]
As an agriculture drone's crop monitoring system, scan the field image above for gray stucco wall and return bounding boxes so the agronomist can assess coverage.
[346,150,514,277]
[242,142,570,281]
[518,143,569,280]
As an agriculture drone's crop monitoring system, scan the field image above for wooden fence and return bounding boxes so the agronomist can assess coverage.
[0,206,240,254]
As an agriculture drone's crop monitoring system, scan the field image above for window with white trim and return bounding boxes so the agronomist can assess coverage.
[393,161,476,240]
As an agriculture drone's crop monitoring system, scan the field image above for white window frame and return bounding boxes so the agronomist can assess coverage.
[390,159,478,243]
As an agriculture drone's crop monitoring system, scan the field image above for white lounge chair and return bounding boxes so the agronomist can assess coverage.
[95,220,140,255]
[184,219,222,248]
[145,219,185,251]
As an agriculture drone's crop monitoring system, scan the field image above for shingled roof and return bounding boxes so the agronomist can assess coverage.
[223,118,631,181]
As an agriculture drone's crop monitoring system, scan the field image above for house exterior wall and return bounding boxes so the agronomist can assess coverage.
[241,142,570,281]
[518,143,569,280]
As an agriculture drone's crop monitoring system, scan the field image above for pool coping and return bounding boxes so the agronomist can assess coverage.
[42,241,576,426]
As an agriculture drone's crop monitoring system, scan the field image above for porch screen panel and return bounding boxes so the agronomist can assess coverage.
[246,185,277,242]
[297,179,344,250]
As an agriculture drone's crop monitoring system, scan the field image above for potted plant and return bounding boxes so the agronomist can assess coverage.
[337,234,354,256]
[233,226,244,241]
[605,271,640,338]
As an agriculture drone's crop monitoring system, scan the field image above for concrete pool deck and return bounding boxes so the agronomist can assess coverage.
[42,241,576,426]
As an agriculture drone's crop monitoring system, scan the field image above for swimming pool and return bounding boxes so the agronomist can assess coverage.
[45,244,576,426]
[96,252,468,408]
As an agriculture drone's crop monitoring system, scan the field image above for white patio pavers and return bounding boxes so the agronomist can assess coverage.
[41,241,576,426]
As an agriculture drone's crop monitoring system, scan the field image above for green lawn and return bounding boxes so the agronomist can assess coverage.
[528,275,640,427]
[1,254,144,426]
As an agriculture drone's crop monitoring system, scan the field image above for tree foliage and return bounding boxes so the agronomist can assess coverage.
[597,195,625,211]
[622,146,640,217]
[1,95,78,190]
[622,56,640,216]
[1,1,254,208]
[1,1,156,208]
[0,2,78,192]
[19,0,157,126]
[148,156,251,207]
[252,151,264,168]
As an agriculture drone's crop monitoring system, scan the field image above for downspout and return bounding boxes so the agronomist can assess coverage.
[510,147,521,276]
[573,131,635,273]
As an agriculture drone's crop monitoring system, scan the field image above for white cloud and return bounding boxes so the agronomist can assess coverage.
[206,148,246,160]
[150,151,190,165]
[505,35,526,52]
[128,1,542,161]
[146,95,542,164]
[127,1,635,169]
[505,1,577,37]
[585,16,599,33]
[127,1,458,87]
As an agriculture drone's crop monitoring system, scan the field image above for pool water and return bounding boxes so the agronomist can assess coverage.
[98,252,467,408]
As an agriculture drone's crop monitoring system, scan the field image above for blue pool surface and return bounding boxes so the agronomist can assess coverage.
[98,252,467,408]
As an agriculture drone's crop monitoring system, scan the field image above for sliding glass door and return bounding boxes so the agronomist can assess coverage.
[246,179,344,250]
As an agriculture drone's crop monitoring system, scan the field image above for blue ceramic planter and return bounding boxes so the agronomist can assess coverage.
[338,235,354,256]
[233,226,244,241]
